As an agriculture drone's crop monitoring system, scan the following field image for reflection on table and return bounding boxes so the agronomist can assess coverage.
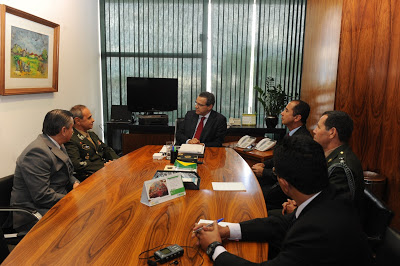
[3,146,268,265]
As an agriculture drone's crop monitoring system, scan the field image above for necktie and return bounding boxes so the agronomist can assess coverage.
[60,145,68,156]
[61,145,74,176]
[86,133,96,147]
[194,117,206,140]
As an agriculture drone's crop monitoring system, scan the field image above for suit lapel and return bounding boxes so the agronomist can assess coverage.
[293,126,304,136]
[200,110,215,140]
[41,134,74,176]
[292,125,311,137]
[188,112,199,138]
[296,186,334,220]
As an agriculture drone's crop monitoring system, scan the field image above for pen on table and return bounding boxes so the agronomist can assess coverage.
[193,218,224,233]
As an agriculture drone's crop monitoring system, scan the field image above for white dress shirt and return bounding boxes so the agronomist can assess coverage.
[212,191,322,261]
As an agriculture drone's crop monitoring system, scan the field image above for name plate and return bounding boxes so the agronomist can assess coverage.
[140,173,186,206]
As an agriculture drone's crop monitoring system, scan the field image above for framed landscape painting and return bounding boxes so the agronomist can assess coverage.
[0,5,60,95]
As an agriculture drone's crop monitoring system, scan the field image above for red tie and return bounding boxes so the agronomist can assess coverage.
[194,117,206,140]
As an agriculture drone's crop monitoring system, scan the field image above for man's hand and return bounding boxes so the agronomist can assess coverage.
[282,199,297,215]
[251,163,265,177]
[192,222,228,250]
[104,160,114,167]
[73,182,80,189]
[188,138,201,144]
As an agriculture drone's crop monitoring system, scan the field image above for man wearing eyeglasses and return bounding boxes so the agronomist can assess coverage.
[175,92,227,147]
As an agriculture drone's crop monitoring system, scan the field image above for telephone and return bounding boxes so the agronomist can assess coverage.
[255,138,276,152]
[237,135,256,149]
[228,117,241,126]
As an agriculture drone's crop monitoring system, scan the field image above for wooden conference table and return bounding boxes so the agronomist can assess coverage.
[3,146,268,265]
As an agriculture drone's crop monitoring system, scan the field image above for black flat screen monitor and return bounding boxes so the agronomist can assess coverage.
[127,77,178,113]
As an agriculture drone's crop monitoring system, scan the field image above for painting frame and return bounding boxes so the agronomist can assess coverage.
[0,5,60,95]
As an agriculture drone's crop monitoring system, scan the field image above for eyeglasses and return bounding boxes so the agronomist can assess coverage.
[195,101,207,107]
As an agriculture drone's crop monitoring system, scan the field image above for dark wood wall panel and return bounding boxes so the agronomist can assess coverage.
[301,0,343,131]
[336,0,400,229]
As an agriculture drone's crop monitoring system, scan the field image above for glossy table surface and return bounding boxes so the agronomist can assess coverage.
[3,146,268,265]
[224,141,274,166]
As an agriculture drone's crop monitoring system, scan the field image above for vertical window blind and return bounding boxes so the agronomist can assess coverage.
[253,0,306,124]
[100,0,306,126]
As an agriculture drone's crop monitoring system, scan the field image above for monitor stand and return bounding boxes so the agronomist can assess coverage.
[137,114,168,125]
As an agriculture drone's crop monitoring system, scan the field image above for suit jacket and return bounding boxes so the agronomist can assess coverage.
[214,186,373,266]
[263,125,311,169]
[10,134,78,230]
[175,110,227,147]
[326,144,364,211]
[65,128,119,181]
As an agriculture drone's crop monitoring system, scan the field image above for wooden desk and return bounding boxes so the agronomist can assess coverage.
[224,142,274,166]
[3,146,268,265]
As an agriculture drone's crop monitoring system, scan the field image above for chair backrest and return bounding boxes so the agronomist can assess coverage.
[174,118,185,145]
[0,175,13,206]
[375,227,400,266]
[362,188,394,252]
[0,175,13,227]
[0,227,10,263]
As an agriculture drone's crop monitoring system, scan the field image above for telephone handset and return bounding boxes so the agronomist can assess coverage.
[255,138,276,152]
[237,135,256,149]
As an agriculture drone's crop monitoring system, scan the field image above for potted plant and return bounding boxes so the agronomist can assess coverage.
[254,77,289,128]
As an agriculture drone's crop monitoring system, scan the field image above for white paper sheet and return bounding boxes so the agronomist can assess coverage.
[212,182,246,191]
[197,219,235,228]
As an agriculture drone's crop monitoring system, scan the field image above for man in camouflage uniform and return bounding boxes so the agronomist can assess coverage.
[65,105,119,182]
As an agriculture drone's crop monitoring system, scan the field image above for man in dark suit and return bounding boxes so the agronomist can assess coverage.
[10,110,80,233]
[252,100,311,177]
[193,136,373,266]
[175,92,227,147]
[65,105,119,181]
[252,100,311,210]
[282,110,364,215]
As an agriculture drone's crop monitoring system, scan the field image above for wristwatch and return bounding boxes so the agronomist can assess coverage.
[206,241,223,260]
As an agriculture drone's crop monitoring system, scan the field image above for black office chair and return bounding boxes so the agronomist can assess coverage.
[361,188,394,253]
[0,227,9,263]
[374,226,400,266]
[174,118,185,145]
[0,175,42,246]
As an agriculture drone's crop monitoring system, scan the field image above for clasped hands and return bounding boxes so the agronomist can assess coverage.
[188,138,203,145]
[191,221,230,251]
[282,199,297,215]
[251,163,265,177]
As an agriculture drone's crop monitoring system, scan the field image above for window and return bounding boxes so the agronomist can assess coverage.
[100,0,306,126]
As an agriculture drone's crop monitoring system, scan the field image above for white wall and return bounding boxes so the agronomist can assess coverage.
[0,0,103,177]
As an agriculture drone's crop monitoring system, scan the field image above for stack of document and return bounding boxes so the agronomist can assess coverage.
[179,144,205,155]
